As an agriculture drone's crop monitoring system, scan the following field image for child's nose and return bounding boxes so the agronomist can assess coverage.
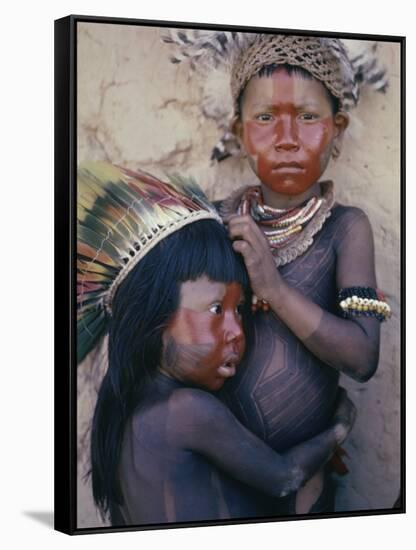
[273,115,299,151]
[223,312,244,343]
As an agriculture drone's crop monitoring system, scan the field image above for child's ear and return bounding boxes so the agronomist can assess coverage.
[332,112,350,159]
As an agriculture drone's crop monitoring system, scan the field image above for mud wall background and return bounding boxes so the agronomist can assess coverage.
[76,23,401,528]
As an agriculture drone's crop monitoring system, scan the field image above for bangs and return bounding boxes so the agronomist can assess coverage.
[112,218,250,327]
[158,220,249,290]
[257,63,313,80]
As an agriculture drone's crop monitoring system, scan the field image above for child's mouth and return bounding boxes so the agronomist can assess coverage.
[217,360,238,378]
[273,162,304,172]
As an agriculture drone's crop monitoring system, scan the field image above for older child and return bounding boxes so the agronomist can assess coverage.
[78,161,355,525]
[162,32,390,514]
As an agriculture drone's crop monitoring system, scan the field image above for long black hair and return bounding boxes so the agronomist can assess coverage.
[89,219,251,520]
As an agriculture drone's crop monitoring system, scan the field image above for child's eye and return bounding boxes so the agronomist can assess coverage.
[298,112,319,121]
[209,303,223,315]
[236,303,245,317]
[255,113,273,122]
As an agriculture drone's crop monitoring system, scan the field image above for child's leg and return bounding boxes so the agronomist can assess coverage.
[295,468,325,514]
[294,466,336,514]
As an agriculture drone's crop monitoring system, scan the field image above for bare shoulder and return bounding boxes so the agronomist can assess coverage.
[128,388,222,447]
[332,204,371,228]
[130,387,223,431]
[167,387,224,420]
[332,205,374,249]
[333,205,376,287]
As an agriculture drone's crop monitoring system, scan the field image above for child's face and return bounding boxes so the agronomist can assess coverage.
[161,275,246,391]
[234,67,348,197]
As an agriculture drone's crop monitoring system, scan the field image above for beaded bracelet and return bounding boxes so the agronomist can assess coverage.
[338,287,391,321]
[251,294,270,313]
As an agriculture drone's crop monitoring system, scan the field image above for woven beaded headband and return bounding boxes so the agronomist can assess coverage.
[77,161,222,363]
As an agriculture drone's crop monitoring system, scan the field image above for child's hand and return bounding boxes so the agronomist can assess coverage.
[226,214,282,302]
[331,388,357,445]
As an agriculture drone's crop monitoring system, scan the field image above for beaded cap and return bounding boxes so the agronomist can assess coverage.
[231,35,357,113]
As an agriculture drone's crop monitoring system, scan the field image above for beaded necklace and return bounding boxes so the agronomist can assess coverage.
[238,187,324,250]
[219,182,391,318]
[231,182,334,313]
[234,181,335,267]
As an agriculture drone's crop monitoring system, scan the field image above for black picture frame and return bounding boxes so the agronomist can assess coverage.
[54,14,405,535]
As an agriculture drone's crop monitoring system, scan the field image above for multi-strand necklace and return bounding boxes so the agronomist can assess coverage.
[233,182,335,268]
[219,181,334,311]
[238,187,324,250]
[232,183,334,313]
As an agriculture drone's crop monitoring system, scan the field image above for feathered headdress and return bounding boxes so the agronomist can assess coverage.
[77,161,222,364]
[161,30,388,161]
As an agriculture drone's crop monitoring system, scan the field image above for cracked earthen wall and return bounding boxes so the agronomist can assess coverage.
[76,23,401,528]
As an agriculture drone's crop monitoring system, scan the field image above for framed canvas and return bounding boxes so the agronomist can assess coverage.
[54,14,405,535]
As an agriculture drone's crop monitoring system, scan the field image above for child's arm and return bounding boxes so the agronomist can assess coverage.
[228,210,380,382]
[167,387,355,498]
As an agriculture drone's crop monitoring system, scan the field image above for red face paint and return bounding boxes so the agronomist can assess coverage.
[239,68,339,202]
[162,276,246,391]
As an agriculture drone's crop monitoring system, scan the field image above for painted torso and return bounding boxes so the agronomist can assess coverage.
[112,373,271,526]
[219,202,361,452]
[111,202,365,525]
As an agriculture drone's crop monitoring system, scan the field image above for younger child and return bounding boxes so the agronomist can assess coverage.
[77,161,356,525]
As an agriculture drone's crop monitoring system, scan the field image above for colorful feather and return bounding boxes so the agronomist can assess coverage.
[77,161,221,364]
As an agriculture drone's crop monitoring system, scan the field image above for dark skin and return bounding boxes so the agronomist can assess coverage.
[233,68,349,207]
[115,373,355,524]
[226,67,380,512]
[228,214,379,381]
[161,278,246,391]
[114,276,356,524]
[231,68,379,380]
[114,70,377,523]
